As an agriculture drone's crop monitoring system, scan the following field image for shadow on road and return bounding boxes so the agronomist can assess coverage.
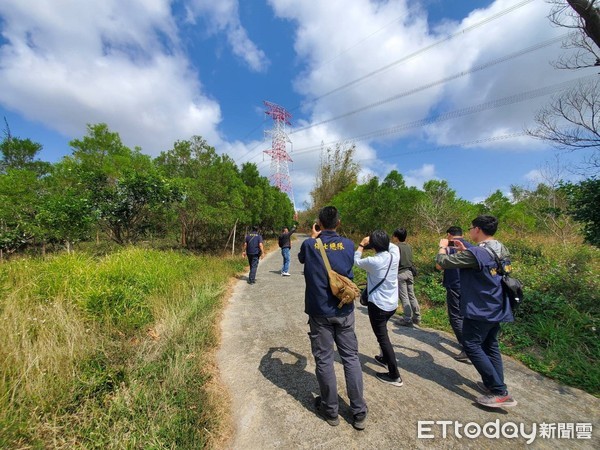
[259,347,353,423]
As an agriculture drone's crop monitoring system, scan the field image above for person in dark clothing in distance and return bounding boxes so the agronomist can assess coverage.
[278,225,296,276]
[242,225,264,284]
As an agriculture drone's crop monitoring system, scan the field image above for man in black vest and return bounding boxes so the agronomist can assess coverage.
[436,215,517,409]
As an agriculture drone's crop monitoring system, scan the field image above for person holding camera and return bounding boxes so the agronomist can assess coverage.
[278,225,296,276]
[392,228,421,326]
[242,225,264,285]
[354,230,402,387]
[298,206,368,430]
[435,215,517,408]
[436,226,470,362]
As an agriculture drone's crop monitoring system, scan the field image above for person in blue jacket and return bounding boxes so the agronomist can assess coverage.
[436,215,517,409]
[436,226,470,362]
[298,206,368,430]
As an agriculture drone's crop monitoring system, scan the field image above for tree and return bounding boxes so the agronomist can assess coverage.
[1,121,50,176]
[36,189,94,253]
[0,169,40,256]
[528,1,600,171]
[512,183,579,243]
[560,178,600,246]
[95,171,180,245]
[310,142,359,211]
[0,129,50,257]
[415,180,468,234]
[155,137,292,250]
[528,78,600,156]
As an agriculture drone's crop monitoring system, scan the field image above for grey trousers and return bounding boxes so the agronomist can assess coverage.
[308,311,367,418]
[398,270,421,321]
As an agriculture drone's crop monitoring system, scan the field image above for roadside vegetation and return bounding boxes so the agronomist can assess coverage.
[0,248,245,448]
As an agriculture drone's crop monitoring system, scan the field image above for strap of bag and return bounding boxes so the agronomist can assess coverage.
[482,244,505,275]
[316,238,333,273]
[368,253,393,295]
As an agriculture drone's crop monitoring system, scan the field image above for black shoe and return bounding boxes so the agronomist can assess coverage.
[314,396,339,426]
[454,351,470,362]
[353,407,368,431]
[374,355,387,368]
[375,372,403,387]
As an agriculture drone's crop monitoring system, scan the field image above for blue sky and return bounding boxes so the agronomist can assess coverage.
[0,0,596,209]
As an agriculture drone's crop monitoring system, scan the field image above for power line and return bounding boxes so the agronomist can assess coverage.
[288,0,536,112]
[238,0,537,161]
[291,33,569,135]
[317,15,404,69]
[285,132,529,171]
[285,74,596,158]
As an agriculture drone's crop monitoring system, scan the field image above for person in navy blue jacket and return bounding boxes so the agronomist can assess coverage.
[298,206,368,430]
[436,226,470,362]
[436,215,517,409]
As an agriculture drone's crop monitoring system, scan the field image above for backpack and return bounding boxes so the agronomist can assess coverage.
[484,246,524,312]
[316,238,360,308]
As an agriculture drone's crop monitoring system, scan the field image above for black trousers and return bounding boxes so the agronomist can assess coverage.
[247,254,260,282]
[367,302,400,378]
[446,287,463,346]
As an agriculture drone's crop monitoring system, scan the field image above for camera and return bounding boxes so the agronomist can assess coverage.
[314,223,321,232]
[363,242,373,250]
[448,240,455,247]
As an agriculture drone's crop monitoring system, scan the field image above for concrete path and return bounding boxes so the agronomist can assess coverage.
[217,236,599,449]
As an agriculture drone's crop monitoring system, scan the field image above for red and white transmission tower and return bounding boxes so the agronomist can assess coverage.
[263,100,296,210]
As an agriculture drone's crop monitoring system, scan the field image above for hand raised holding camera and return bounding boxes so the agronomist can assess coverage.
[311,222,321,238]
[359,236,370,249]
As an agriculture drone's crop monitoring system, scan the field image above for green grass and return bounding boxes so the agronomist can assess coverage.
[0,248,246,449]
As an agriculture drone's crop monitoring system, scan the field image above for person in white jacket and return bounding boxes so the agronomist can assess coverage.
[354,230,402,386]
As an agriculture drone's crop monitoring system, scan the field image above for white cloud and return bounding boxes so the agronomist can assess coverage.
[405,163,437,188]
[268,0,571,152]
[0,0,222,155]
[524,168,543,183]
[186,0,269,72]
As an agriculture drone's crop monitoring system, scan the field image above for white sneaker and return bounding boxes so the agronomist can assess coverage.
[281,272,291,277]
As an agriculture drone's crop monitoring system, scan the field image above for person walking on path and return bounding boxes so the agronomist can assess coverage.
[436,226,470,362]
[392,228,421,326]
[436,215,517,409]
[278,225,296,276]
[354,230,402,387]
[242,225,264,285]
[298,206,368,430]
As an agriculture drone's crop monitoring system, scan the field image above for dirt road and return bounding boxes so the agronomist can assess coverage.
[217,236,599,449]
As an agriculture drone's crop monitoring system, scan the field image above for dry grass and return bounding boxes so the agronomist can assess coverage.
[0,249,247,449]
